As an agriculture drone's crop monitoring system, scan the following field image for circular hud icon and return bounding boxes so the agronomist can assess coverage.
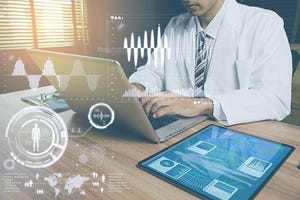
[88,103,115,129]
[5,106,68,168]
[3,158,15,170]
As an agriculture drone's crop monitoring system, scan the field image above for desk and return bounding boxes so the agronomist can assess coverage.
[1,87,300,200]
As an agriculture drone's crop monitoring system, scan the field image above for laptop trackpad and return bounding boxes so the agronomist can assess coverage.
[156,116,207,142]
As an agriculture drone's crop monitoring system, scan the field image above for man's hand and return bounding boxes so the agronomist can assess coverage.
[131,83,145,92]
[141,90,213,118]
[130,83,145,99]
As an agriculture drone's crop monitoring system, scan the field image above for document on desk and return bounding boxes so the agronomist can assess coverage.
[137,125,294,200]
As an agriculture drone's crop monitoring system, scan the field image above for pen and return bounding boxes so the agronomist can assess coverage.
[28,99,49,107]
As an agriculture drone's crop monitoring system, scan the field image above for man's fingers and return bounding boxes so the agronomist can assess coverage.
[141,91,184,115]
[145,97,160,115]
[153,106,174,118]
[145,97,171,115]
[150,98,173,114]
[141,97,149,106]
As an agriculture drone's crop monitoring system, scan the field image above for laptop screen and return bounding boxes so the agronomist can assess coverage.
[137,125,294,200]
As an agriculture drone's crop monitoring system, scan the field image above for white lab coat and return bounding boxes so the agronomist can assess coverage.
[129,0,292,125]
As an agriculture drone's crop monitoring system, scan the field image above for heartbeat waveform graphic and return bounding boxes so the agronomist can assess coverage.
[27,75,42,89]
[12,58,101,91]
[42,59,56,75]
[12,59,27,75]
[93,110,111,122]
[123,25,195,68]
[123,24,171,68]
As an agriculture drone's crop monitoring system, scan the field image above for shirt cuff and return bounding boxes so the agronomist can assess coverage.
[208,96,227,125]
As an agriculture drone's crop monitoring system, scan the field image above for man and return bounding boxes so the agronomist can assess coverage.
[32,123,41,152]
[129,0,292,125]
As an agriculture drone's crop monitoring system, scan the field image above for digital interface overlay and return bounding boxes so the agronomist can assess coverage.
[5,106,68,168]
[2,105,128,199]
[0,6,188,200]
[11,58,101,91]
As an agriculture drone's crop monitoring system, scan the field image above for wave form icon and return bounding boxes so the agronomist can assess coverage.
[123,24,171,68]
[12,58,101,91]
[123,25,195,69]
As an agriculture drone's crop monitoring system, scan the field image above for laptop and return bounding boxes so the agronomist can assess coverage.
[26,49,207,143]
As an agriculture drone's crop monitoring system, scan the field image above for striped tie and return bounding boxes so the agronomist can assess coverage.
[194,31,208,97]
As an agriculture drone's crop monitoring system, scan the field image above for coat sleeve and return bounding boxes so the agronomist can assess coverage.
[211,13,292,126]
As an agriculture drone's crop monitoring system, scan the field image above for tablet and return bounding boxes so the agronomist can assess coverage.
[21,92,69,112]
[137,125,294,200]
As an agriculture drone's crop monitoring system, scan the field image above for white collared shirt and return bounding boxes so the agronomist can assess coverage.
[195,0,229,119]
[195,0,229,76]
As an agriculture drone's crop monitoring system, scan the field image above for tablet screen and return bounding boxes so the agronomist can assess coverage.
[137,125,294,200]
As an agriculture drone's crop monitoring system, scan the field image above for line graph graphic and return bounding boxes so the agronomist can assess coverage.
[123,25,195,68]
[11,58,101,91]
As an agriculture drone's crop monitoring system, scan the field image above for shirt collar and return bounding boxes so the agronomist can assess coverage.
[196,0,228,39]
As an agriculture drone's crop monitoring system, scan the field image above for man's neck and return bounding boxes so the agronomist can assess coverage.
[199,0,225,29]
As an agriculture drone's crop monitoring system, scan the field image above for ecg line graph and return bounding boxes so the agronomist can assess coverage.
[93,110,111,122]
[12,58,101,91]
[123,24,171,68]
[123,25,195,68]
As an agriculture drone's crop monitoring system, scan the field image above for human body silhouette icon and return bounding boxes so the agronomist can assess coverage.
[32,123,41,152]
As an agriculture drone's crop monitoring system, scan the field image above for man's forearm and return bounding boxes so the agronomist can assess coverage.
[193,97,214,115]
[131,83,145,91]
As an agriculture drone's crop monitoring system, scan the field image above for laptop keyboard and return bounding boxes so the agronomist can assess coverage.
[148,114,178,130]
